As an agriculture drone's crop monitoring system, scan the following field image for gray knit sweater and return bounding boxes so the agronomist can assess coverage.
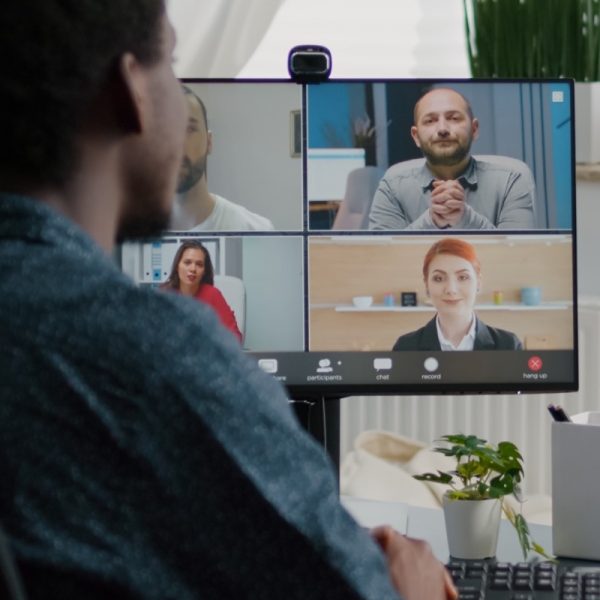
[0,195,400,600]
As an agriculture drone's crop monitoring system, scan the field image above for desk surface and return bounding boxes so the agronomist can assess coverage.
[341,496,552,563]
[407,504,553,563]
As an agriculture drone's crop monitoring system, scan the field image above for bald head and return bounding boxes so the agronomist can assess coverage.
[413,88,474,125]
[410,87,479,170]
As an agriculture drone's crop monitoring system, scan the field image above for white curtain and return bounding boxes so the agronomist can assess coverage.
[168,0,285,77]
[169,0,470,79]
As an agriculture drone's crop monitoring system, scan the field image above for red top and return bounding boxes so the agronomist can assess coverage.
[193,284,242,342]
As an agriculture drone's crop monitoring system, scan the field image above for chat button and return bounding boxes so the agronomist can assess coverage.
[373,358,392,371]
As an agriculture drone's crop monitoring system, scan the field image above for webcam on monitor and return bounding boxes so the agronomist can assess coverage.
[287,45,332,82]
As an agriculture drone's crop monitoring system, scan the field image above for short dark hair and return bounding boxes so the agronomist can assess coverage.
[182,85,208,129]
[0,0,166,188]
[162,241,215,289]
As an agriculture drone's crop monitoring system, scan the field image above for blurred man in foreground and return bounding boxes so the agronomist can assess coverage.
[0,1,455,598]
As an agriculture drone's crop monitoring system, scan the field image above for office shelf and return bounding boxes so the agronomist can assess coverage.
[316,301,574,313]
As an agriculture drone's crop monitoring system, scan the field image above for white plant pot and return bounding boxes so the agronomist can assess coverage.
[442,495,502,560]
[575,82,600,164]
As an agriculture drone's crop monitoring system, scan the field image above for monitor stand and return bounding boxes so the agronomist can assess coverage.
[290,397,341,475]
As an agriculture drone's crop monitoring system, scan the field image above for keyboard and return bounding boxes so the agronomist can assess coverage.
[447,559,600,599]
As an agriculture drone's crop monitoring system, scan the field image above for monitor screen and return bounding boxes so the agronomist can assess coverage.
[119,78,577,398]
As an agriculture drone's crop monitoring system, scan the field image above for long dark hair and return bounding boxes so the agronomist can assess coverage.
[162,240,214,290]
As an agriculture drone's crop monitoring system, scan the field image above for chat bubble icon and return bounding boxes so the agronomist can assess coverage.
[373,358,392,371]
[258,358,278,374]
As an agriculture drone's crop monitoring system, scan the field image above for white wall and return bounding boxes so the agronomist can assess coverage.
[242,236,304,351]
[577,180,600,297]
[238,0,468,78]
[187,82,303,230]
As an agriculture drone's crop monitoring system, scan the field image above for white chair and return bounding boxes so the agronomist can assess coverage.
[214,275,245,338]
[332,166,385,230]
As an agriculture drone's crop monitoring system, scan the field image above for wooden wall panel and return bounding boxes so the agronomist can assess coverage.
[308,235,574,350]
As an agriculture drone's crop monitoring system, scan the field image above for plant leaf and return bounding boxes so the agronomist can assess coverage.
[446,490,474,500]
[503,505,553,561]
[462,0,600,80]
[514,513,531,560]
[413,471,453,485]
[489,474,516,496]
[531,542,556,562]
[477,481,489,497]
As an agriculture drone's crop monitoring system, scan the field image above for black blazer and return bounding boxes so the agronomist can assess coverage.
[392,316,523,351]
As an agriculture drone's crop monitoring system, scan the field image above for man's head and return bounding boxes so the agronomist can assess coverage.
[411,88,479,168]
[0,0,187,240]
[177,87,212,194]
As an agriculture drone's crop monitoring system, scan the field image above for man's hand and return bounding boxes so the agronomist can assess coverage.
[430,180,465,228]
[371,526,458,600]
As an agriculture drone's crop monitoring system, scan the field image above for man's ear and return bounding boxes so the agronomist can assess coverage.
[207,130,213,155]
[471,117,480,142]
[410,125,421,149]
[113,52,146,134]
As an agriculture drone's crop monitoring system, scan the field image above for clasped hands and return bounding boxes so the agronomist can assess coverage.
[429,179,465,229]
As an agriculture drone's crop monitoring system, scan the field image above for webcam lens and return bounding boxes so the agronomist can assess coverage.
[292,53,328,73]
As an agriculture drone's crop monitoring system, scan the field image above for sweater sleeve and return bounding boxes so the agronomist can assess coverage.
[135,292,404,599]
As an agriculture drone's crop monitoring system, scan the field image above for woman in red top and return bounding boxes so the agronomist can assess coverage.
[161,241,242,342]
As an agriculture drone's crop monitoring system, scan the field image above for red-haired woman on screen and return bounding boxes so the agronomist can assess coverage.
[393,238,522,351]
[161,240,242,342]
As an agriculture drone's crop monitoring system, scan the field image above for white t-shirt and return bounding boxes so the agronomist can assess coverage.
[172,193,274,232]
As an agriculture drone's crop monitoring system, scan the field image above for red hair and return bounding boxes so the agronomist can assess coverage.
[422,238,481,279]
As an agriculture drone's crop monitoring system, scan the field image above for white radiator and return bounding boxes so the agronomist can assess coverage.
[340,297,600,497]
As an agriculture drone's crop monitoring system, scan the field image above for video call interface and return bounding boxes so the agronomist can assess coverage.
[120,78,577,395]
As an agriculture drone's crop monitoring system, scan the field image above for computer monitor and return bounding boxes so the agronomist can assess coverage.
[119,78,577,406]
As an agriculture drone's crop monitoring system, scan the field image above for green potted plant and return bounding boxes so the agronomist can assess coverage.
[462,0,600,162]
[414,434,551,560]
